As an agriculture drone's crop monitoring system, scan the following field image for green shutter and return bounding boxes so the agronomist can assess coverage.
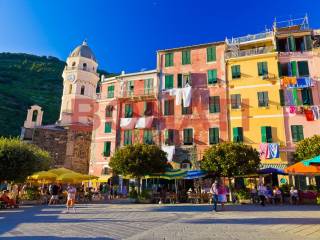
[209,96,220,113]
[164,100,169,115]
[289,36,296,52]
[184,129,193,145]
[182,50,190,65]
[104,142,111,157]
[144,78,153,94]
[278,62,282,77]
[290,61,297,77]
[231,65,240,79]
[258,62,263,76]
[124,130,132,145]
[107,85,114,98]
[208,69,217,84]
[207,46,216,62]
[165,75,174,89]
[297,61,309,77]
[104,122,112,133]
[291,125,304,142]
[305,36,312,51]
[298,126,304,141]
[266,126,272,143]
[209,128,219,144]
[233,127,243,142]
[165,53,173,67]
[125,104,132,118]
[302,88,313,105]
[261,126,267,143]
[258,62,268,76]
[279,89,285,106]
[177,74,183,88]
[144,130,153,144]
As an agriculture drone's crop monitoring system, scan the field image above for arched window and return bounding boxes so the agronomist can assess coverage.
[83,63,87,70]
[69,84,72,94]
[32,110,38,122]
[80,86,85,95]
[72,62,76,67]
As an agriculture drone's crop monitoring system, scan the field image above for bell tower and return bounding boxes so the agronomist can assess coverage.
[59,40,99,125]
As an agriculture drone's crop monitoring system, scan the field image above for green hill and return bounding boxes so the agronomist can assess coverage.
[0,52,113,137]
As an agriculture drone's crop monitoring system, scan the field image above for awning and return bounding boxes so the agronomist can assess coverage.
[257,168,286,175]
[284,160,320,176]
[145,169,187,180]
[260,163,288,169]
[303,155,320,166]
[184,170,207,179]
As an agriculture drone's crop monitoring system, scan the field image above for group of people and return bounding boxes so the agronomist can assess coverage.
[210,179,228,211]
[0,182,20,208]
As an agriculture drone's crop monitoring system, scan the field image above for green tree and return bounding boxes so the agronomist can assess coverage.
[295,135,320,162]
[109,144,169,193]
[0,137,53,182]
[201,142,260,198]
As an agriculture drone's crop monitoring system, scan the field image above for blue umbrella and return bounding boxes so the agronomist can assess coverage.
[184,170,207,179]
[257,167,286,175]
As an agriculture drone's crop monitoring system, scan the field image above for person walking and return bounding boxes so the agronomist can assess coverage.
[48,184,59,205]
[66,184,77,213]
[258,182,267,206]
[210,180,219,212]
[218,181,227,211]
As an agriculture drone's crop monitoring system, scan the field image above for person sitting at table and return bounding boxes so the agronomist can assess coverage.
[273,187,282,204]
[290,186,299,204]
[0,190,18,208]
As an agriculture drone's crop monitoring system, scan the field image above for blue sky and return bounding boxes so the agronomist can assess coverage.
[0,0,319,73]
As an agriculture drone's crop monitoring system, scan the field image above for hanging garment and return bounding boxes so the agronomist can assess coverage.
[282,76,297,86]
[296,106,305,114]
[168,88,177,96]
[292,89,299,105]
[161,145,175,162]
[286,106,296,117]
[311,106,319,120]
[305,109,315,121]
[182,85,192,107]
[268,143,280,159]
[175,88,182,105]
[120,118,137,129]
[296,77,312,88]
[284,89,294,106]
[135,117,154,129]
[259,143,269,160]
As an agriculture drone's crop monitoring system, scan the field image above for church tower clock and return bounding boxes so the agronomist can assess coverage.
[59,40,99,125]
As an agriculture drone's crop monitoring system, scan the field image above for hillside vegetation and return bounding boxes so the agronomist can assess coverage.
[0,53,112,137]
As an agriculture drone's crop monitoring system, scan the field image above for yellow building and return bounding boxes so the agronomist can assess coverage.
[225,31,288,169]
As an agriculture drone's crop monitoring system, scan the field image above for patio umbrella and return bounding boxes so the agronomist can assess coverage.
[56,172,87,184]
[184,170,207,180]
[145,169,187,180]
[284,160,320,176]
[28,171,57,182]
[48,168,75,176]
[303,155,320,166]
[257,168,286,175]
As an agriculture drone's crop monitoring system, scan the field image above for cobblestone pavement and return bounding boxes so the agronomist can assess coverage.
[0,203,319,240]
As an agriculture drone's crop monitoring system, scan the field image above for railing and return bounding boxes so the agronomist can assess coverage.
[225,46,274,59]
[118,87,157,99]
[226,31,273,45]
[64,66,99,76]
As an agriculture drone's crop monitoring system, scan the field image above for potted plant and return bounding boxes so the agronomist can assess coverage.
[236,189,251,204]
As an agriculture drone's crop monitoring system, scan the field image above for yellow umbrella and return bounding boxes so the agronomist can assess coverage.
[56,172,87,184]
[28,171,57,182]
[81,174,99,181]
[48,168,75,176]
[97,175,112,182]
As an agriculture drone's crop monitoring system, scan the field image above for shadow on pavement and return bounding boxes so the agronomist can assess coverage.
[0,237,111,240]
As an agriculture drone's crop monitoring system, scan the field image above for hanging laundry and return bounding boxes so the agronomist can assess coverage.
[259,143,269,160]
[296,77,312,88]
[268,143,280,159]
[292,89,299,105]
[161,145,175,162]
[286,106,296,117]
[296,106,304,114]
[120,118,137,129]
[175,88,182,105]
[135,117,154,129]
[182,85,192,107]
[282,76,297,86]
[305,109,315,121]
[311,106,319,120]
[284,89,294,106]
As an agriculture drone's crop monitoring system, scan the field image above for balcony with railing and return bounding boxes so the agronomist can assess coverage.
[118,87,157,100]
[226,31,273,45]
[225,46,274,59]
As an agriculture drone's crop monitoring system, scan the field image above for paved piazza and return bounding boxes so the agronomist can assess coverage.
[0,203,320,240]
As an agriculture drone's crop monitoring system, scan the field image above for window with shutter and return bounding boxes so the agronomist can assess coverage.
[301,88,313,105]
[291,125,304,142]
[106,105,113,118]
[257,62,268,76]
[182,50,191,65]
[290,61,297,76]
[104,122,112,133]
[279,89,285,106]
[144,102,153,116]
[278,62,282,77]
[231,94,241,109]
[124,104,133,118]
[233,127,243,142]
[107,85,114,98]
[261,126,272,143]
[207,46,216,62]
[183,128,193,145]
[305,35,312,50]
[231,65,241,79]
[208,69,217,84]
[209,128,219,144]
[103,142,111,157]
[144,78,153,94]
[177,74,183,88]
[209,96,220,113]
[165,53,174,67]
[165,75,174,89]
[297,61,309,77]
[257,91,269,107]
[164,99,174,115]
[288,36,296,52]
[143,130,153,144]
[164,129,174,145]
[124,130,132,145]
